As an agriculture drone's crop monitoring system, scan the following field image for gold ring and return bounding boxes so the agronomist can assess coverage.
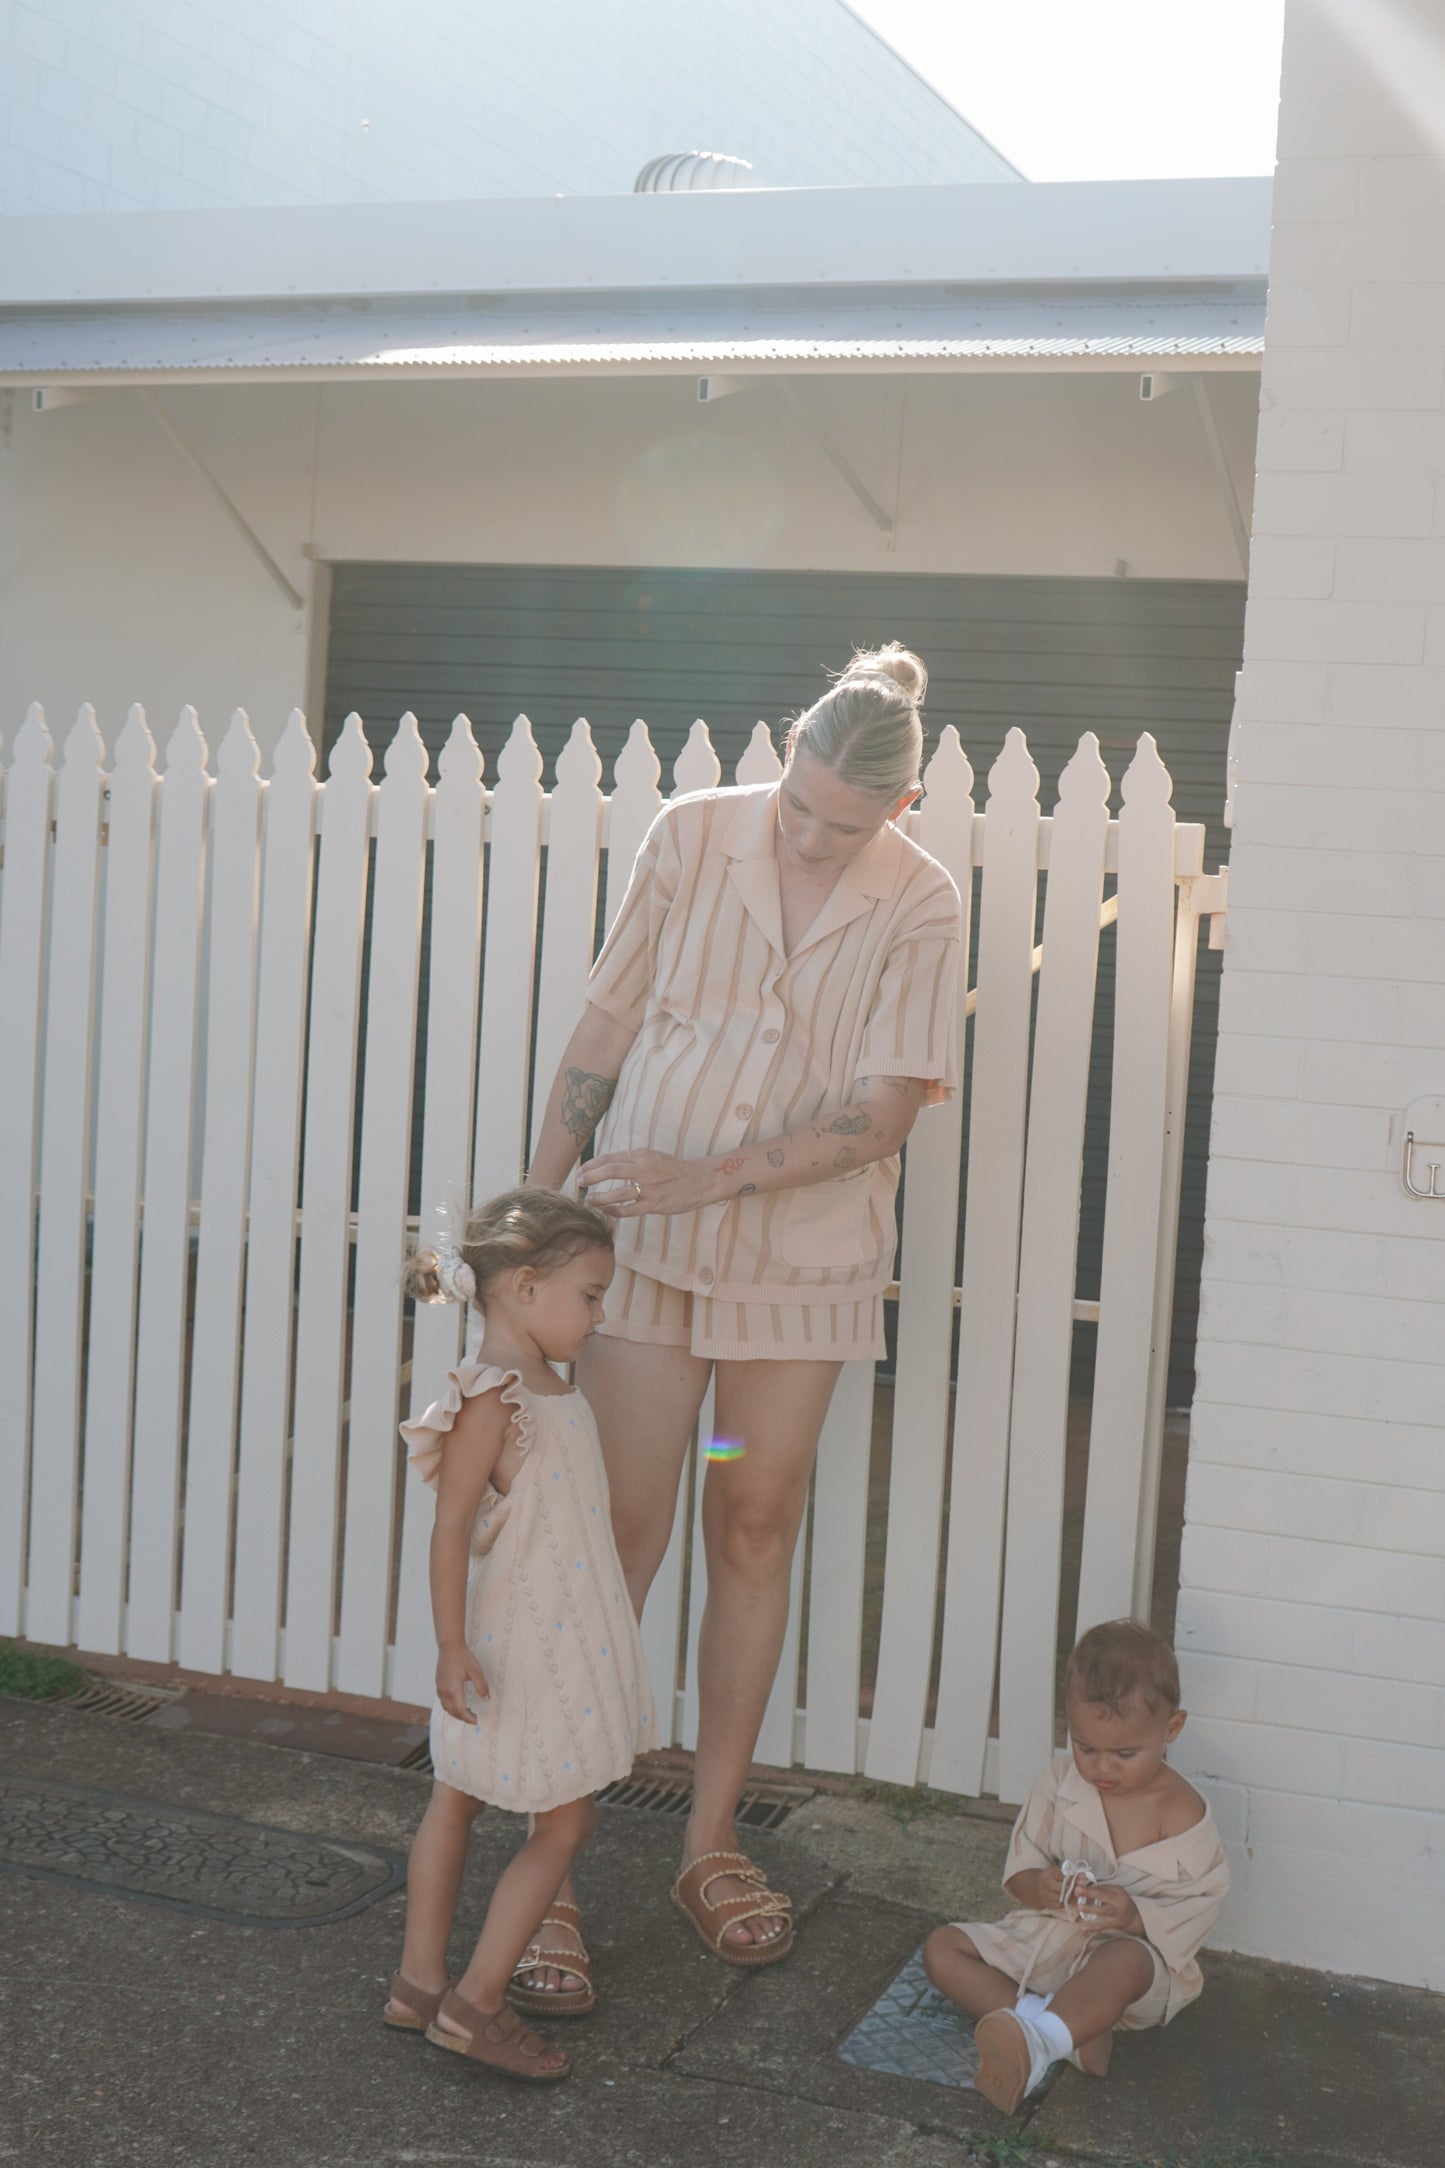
[631,1180,643,1203]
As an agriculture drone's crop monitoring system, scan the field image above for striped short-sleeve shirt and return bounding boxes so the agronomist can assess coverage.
[586,783,962,1304]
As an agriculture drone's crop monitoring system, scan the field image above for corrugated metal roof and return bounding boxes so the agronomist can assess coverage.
[0,283,1265,379]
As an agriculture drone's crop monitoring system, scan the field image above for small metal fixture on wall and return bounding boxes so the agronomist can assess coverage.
[1401,1095,1445,1200]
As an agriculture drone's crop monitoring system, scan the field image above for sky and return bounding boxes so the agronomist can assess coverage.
[846,0,1288,182]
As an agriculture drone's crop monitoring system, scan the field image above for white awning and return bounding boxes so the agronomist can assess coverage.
[0,282,1265,384]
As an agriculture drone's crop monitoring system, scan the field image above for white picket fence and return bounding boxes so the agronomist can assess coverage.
[0,699,1219,1801]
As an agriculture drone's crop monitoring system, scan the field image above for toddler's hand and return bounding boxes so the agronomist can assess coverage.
[437,1646,491,1722]
[1036,1866,1066,1911]
[1076,1881,1141,1934]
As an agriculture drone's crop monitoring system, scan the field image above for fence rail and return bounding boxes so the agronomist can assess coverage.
[0,700,1215,1797]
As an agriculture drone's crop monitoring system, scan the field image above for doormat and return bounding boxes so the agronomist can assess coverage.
[838,1949,981,2090]
[0,1773,405,1927]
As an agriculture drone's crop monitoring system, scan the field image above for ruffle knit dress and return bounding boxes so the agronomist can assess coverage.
[402,1362,656,1812]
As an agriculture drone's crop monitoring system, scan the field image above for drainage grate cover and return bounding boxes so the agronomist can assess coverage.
[65,1678,182,1723]
[0,1774,405,1927]
[838,1949,981,2090]
[597,1770,812,1832]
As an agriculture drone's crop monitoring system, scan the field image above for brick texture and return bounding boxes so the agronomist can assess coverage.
[1177,0,1445,1992]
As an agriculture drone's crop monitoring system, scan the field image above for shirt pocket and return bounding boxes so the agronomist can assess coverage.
[772,1167,877,1267]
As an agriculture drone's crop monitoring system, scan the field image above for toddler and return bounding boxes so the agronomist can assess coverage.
[384,1188,655,2082]
[923,1618,1230,2115]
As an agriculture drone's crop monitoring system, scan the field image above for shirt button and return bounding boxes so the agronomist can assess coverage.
[699,1267,714,1286]
[762,1028,780,1044]
[735,1102,753,1119]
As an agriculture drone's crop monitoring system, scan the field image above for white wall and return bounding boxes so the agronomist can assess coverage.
[0,368,1256,762]
[0,0,1015,217]
[1175,0,1445,1989]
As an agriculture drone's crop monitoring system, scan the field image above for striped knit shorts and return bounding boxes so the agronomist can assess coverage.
[597,1262,885,1365]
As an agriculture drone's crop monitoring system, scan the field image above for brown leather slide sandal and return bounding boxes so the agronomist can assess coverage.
[671,1850,794,1969]
[507,1899,596,2017]
[383,1972,450,2032]
[425,1988,570,2081]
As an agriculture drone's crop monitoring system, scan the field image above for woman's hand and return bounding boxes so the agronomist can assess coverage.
[436,1643,491,1723]
[1075,1881,1143,1935]
[579,1148,719,1218]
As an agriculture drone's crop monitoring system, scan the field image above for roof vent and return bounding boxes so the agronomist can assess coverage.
[634,152,759,193]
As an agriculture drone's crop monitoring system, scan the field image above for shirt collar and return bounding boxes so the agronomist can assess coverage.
[720,781,903,900]
[1055,1751,1217,1877]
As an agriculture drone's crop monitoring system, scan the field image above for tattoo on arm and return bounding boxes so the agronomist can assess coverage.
[834,1146,859,1170]
[823,1109,871,1136]
[719,1155,745,1175]
[738,1182,757,1196]
[767,1147,786,1169]
[562,1067,617,1144]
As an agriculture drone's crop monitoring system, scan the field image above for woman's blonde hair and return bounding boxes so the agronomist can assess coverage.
[784,642,927,802]
[404,1186,614,1309]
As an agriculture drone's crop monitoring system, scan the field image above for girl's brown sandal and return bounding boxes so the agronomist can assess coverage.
[425,1988,570,2081]
[671,1851,794,1968]
[507,1899,597,2017]
[383,1973,451,2032]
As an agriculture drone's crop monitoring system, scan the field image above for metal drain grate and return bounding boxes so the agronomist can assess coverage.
[397,1749,810,1830]
[598,1771,813,1832]
[66,1678,182,1724]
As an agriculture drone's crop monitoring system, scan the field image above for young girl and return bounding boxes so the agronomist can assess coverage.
[384,1188,656,2082]
[923,1619,1231,2117]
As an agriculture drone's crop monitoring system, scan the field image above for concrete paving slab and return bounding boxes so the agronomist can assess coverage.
[146,1690,430,1766]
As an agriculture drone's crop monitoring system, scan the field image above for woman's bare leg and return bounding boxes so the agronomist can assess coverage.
[517,1332,711,1992]
[682,1356,841,1948]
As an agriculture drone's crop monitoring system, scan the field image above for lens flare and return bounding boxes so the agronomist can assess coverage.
[704,1436,746,1463]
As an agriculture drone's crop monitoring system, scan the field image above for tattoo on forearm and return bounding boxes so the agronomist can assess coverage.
[834,1146,858,1170]
[767,1147,785,1169]
[719,1154,744,1175]
[823,1109,871,1136]
[738,1182,757,1196]
[562,1068,617,1143]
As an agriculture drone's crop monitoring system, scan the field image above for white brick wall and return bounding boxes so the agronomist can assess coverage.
[1176,0,1445,1990]
[0,0,1017,214]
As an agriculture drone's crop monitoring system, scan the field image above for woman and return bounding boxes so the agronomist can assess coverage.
[522,644,961,1991]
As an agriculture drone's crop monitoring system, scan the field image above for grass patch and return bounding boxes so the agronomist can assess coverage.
[850,1777,982,1825]
[0,1640,84,1701]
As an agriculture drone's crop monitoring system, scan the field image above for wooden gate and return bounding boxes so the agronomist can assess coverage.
[0,700,1221,1799]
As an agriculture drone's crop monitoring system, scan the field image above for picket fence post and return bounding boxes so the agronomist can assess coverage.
[0,707,54,1635]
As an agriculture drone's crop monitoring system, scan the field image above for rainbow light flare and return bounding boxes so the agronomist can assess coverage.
[704,1436,746,1463]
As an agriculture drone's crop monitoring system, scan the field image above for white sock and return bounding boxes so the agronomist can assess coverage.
[1014,1992,1073,2060]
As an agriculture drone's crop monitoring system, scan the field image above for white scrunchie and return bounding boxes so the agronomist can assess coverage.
[434,1242,476,1306]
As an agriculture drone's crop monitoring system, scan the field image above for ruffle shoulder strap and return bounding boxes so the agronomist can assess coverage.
[400,1361,539,1490]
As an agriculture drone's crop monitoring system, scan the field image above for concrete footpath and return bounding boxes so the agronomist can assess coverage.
[1,1693,1441,2168]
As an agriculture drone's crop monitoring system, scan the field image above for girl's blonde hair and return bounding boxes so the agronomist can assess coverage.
[784,642,927,801]
[404,1186,615,1309]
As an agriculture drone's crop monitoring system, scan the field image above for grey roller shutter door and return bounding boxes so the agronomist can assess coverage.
[326,564,1242,1404]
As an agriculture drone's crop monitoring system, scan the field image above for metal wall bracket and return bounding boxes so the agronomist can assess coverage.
[1402,1096,1445,1199]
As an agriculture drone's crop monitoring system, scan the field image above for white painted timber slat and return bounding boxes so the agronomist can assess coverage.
[473,716,543,1200]
[178,712,263,1674]
[1076,736,1178,1633]
[996,735,1110,1802]
[671,720,722,798]
[929,728,1042,1796]
[802,1359,875,1773]
[530,721,603,1161]
[127,710,212,1661]
[27,709,106,1647]
[603,723,662,932]
[336,715,430,1697]
[735,722,783,787]
[393,715,485,1706]
[0,707,54,1634]
[77,706,159,1654]
[283,713,375,1690]
[231,712,318,1681]
[865,728,974,1784]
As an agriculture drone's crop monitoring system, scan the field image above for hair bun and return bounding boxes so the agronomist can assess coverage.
[841,642,926,706]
